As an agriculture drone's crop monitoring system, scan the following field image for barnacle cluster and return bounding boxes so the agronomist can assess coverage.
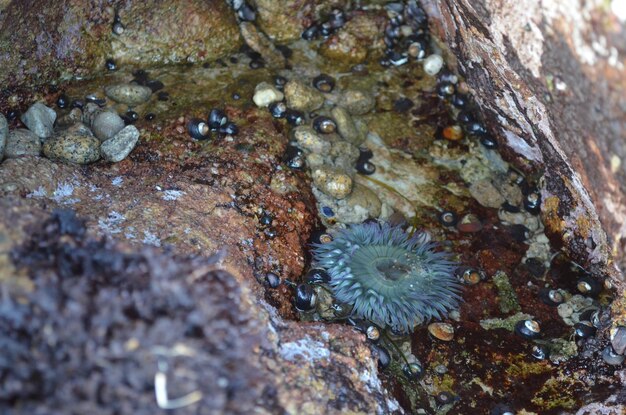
[313,222,462,333]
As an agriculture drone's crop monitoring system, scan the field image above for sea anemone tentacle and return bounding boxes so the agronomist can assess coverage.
[313,222,462,333]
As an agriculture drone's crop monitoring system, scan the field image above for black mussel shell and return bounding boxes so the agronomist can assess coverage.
[295,283,316,311]
[219,122,239,136]
[514,319,541,340]
[269,101,287,119]
[312,74,336,93]
[187,118,211,140]
[208,108,228,131]
[356,160,376,175]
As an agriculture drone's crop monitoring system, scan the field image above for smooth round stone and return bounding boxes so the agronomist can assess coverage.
[338,89,375,115]
[43,123,100,164]
[423,54,444,76]
[252,82,284,107]
[100,125,140,162]
[105,83,152,106]
[292,126,331,155]
[284,80,325,112]
[312,166,353,199]
[331,106,363,145]
[20,102,57,139]
[4,129,41,158]
[92,111,125,142]
[0,113,7,159]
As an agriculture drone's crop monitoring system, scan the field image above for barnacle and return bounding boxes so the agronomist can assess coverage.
[313,222,462,333]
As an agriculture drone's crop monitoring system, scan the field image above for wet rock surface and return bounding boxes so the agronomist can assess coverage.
[100,125,139,162]
[20,102,56,139]
[4,129,41,158]
[0,0,625,414]
[0,0,242,102]
[1,209,397,414]
[43,123,101,165]
[105,83,152,106]
[426,0,626,282]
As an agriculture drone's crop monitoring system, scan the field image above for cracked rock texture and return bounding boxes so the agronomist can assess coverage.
[425,0,626,287]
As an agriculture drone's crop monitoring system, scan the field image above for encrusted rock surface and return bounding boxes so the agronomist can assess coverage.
[0,0,242,104]
[425,0,626,286]
[0,207,399,414]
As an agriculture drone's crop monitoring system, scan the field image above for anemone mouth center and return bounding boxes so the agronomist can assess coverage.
[373,257,412,281]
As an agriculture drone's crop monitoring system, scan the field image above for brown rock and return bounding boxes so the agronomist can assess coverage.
[284,80,325,112]
[0,0,242,102]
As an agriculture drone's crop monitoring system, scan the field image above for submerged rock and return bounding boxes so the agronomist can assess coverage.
[253,82,284,107]
[91,111,126,142]
[105,84,152,106]
[20,103,56,139]
[312,165,353,199]
[292,126,331,155]
[332,106,363,145]
[100,125,140,162]
[339,89,375,115]
[43,123,100,165]
[4,129,41,158]
[284,80,325,112]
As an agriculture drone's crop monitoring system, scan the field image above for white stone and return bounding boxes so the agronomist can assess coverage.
[252,82,284,107]
[423,54,444,76]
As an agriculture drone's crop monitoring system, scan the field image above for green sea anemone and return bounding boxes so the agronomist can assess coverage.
[313,222,462,333]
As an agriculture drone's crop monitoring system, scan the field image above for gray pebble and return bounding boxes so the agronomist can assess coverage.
[4,129,41,158]
[20,102,57,139]
[43,123,100,164]
[92,111,125,142]
[100,125,140,162]
[284,80,325,112]
[312,165,353,199]
[339,89,375,115]
[0,113,7,159]
[331,106,363,145]
[105,83,152,106]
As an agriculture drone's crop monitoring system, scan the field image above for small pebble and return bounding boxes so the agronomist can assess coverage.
[253,82,284,107]
[332,106,362,145]
[312,166,353,199]
[284,80,325,112]
[442,125,463,141]
[100,125,140,162]
[338,89,375,115]
[611,326,626,355]
[43,123,100,164]
[91,111,125,142]
[423,54,444,76]
[20,102,57,139]
[292,126,330,154]
[4,129,41,158]
[105,83,152,106]
[456,213,482,233]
